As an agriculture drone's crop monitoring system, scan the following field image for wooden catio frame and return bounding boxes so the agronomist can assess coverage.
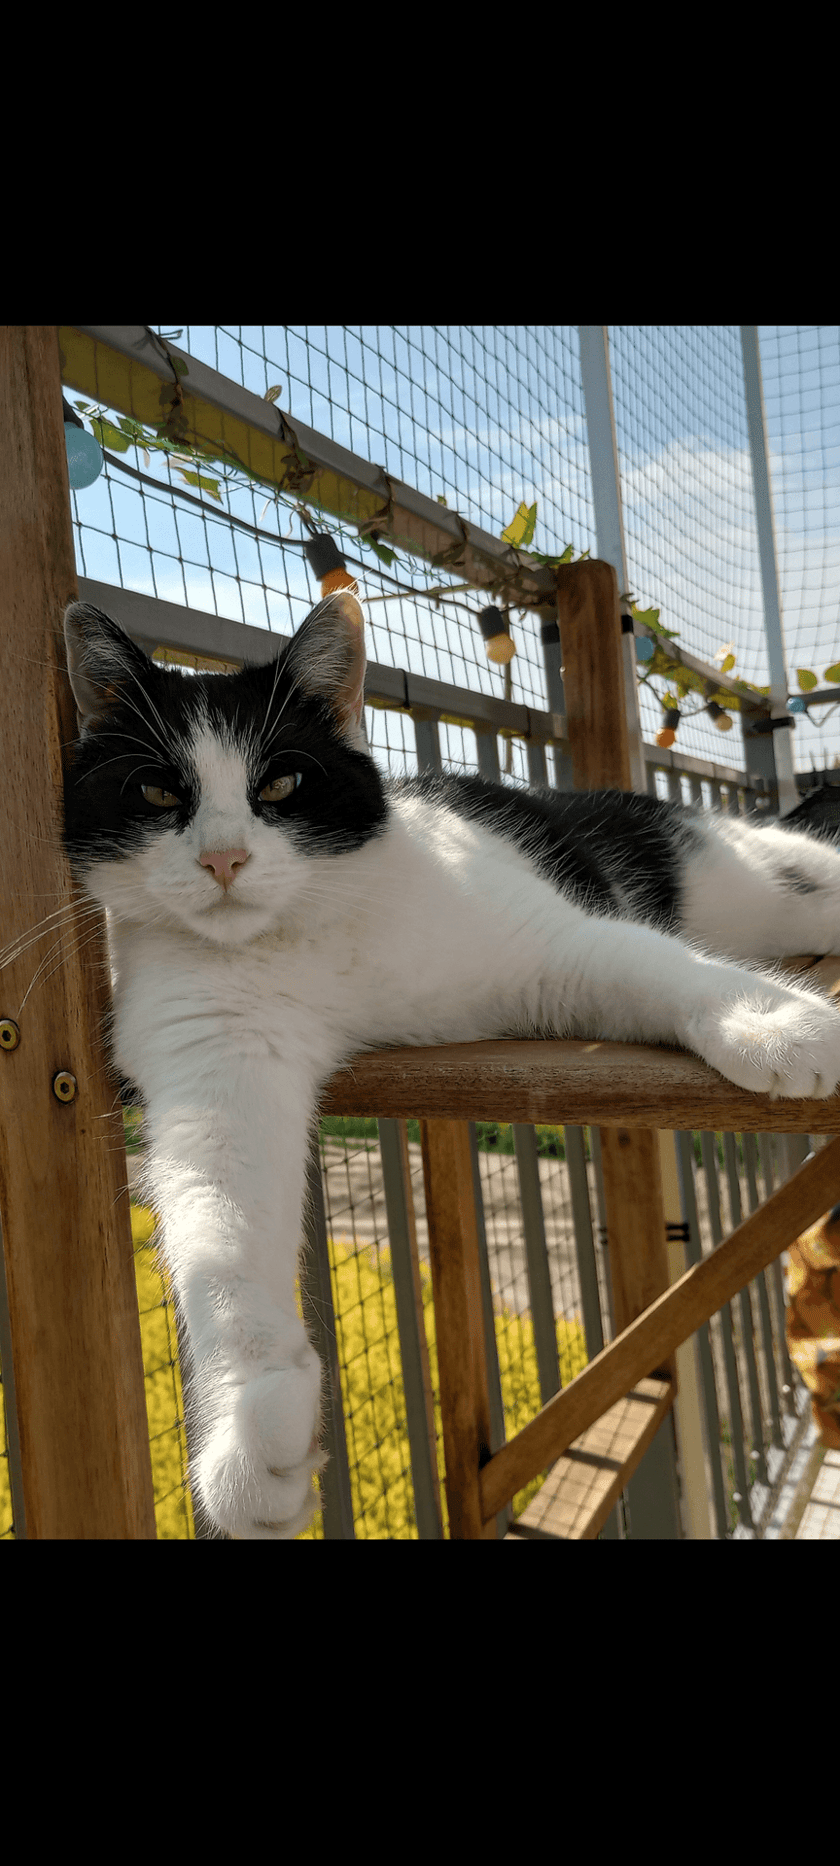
[0,328,156,1538]
[1,329,838,1540]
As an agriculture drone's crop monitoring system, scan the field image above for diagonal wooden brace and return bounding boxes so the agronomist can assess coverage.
[480,1133,840,1524]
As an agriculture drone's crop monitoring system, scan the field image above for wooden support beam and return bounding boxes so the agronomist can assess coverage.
[0,327,156,1538]
[479,1134,840,1522]
[419,1120,496,1539]
[506,1376,676,1540]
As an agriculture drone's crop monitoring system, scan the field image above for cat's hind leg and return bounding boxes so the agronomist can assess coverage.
[680,815,840,962]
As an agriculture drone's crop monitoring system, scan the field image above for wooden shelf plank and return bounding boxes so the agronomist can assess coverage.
[322,959,840,1133]
[321,1037,840,1136]
[505,1376,675,1540]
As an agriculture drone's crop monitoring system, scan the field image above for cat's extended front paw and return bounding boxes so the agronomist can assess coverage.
[686,985,840,1100]
[193,1342,326,1540]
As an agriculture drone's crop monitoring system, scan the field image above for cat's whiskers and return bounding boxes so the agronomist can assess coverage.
[111,663,174,756]
[0,898,102,971]
[13,915,113,1016]
[81,666,173,764]
[118,760,163,798]
[10,888,179,1015]
[261,746,328,780]
[73,729,180,783]
[256,653,288,754]
[9,904,106,966]
[258,660,311,753]
[17,928,108,1012]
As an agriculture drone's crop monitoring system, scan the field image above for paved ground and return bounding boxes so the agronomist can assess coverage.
[794,1443,840,1540]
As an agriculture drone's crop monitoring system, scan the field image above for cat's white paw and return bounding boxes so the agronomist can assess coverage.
[686,985,840,1100]
[193,1340,326,1540]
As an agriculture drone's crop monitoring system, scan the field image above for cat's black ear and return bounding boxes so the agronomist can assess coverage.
[63,602,154,732]
[284,591,367,742]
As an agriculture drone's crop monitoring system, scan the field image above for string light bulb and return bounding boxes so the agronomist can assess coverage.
[707,700,734,733]
[656,706,680,749]
[62,396,103,490]
[303,531,360,602]
[479,605,516,665]
[302,533,364,636]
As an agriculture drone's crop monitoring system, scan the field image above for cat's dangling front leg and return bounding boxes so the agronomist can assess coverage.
[138,1060,326,1540]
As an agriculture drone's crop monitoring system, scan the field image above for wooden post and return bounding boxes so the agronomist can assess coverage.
[599,1129,672,1340]
[419,1119,496,1538]
[0,328,156,1538]
[557,558,682,1536]
[555,558,633,792]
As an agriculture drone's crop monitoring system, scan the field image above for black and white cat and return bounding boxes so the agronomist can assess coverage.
[57,593,840,1539]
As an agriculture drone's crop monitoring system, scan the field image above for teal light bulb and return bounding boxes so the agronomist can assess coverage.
[65,423,103,489]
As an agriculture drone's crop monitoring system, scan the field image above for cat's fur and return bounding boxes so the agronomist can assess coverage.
[57,593,840,1539]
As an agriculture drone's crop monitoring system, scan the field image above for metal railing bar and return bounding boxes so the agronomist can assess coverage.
[700,1130,753,1530]
[722,1132,770,1491]
[377,1117,444,1540]
[743,1134,785,1446]
[512,1125,559,1405]
[476,731,501,783]
[756,1136,799,1420]
[643,739,771,794]
[467,1124,511,1539]
[301,1135,356,1539]
[674,1130,729,1537]
[564,1127,603,1364]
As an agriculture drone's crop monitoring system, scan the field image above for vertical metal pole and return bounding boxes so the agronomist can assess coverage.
[301,1135,356,1539]
[578,325,646,794]
[537,604,575,792]
[674,1132,729,1536]
[475,728,501,783]
[377,1117,444,1539]
[467,1125,512,1539]
[512,1125,559,1404]
[740,327,799,817]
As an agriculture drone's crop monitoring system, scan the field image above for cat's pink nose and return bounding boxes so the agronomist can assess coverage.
[199,848,250,889]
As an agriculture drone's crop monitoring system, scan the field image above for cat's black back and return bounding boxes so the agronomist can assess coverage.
[391,773,703,932]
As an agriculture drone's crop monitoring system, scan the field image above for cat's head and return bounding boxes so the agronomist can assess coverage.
[62,593,387,945]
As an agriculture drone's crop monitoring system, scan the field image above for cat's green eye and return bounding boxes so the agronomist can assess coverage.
[259,773,301,804]
[141,783,181,808]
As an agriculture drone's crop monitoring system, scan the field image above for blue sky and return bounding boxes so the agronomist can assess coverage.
[67,325,840,789]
